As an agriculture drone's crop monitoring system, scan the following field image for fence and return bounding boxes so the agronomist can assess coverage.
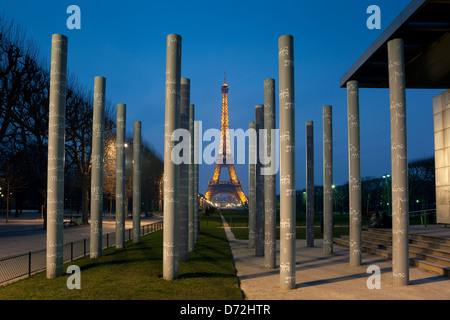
[409,209,437,227]
[0,221,163,285]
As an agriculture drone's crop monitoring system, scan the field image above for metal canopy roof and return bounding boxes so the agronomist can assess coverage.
[340,0,450,89]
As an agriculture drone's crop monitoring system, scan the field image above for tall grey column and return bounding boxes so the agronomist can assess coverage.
[179,78,190,261]
[264,79,276,268]
[306,121,314,247]
[388,38,409,286]
[323,105,333,255]
[133,121,142,243]
[163,34,181,281]
[278,34,296,289]
[188,104,195,252]
[248,121,256,249]
[46,34,67,278]
[255,104,264,257]
[347,80,362,266]
[116,103,126,249]
[90,76,106,258]
[194,120,199,244]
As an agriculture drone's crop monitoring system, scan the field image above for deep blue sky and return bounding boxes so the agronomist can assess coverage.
[1,0,441,197]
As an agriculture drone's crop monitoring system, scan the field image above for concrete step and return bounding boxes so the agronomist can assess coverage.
[364,229,393,241]
[409,242,450,260]
[361,233,450,261]
[365,229,450,254]
[367,228,391,235]
[341,235,391,251]
[409,249,450,267]
[361,234,392,246]
[333,237,392,259]
[333,237,349,247]
[410,258,450,277]
[333,235,450,277]
[409,237,450,252]
[362,244,392,259]
[368,228,450,246]
[410,233,450,246]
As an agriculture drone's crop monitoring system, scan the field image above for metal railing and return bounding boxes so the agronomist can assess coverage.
[409,209,436,227]
[0,221,163,285]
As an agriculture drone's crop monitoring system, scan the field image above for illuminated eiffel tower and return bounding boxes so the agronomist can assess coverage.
[204,74,248,204]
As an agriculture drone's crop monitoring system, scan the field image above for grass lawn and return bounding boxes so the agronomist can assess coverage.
[0,218,243,300]
[219,209,351,240]
[230,225,350,240]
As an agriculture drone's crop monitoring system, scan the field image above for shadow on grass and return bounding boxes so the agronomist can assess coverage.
[78,256,157,271]
[178,272,237,279]
[198,230,229,243]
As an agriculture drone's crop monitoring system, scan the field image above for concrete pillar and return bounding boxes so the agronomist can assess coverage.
[347,80,362,266]
[278,34,296,289]
[179,78,190,261]
[163,34,181,281]
[255,104,264,257]
[194,120,199,244]
[264,79,276,268]
[188,104,195,252]
[388,38,409,286]
[46,34,68,278]
[248,121,256,249]
[115,103,126,249]
[133,121,142,244]
[90,76,106,258]
[323,105,333,255]
[306,121,314,247]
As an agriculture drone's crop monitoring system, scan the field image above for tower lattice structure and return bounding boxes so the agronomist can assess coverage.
[204,75,248,204]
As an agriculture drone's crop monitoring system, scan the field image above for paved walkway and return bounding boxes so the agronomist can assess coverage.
[0,211,162,258]
[222,217,450,300]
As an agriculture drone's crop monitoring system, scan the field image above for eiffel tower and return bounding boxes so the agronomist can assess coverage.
[204,74,248,204]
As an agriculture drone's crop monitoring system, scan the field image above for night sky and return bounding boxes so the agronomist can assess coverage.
[1,0,442,197]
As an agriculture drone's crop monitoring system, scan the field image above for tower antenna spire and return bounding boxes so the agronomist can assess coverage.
[224,72,226,84]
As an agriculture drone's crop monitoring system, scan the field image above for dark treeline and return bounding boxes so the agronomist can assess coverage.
[0,17,163,224]
[296,156,436,217]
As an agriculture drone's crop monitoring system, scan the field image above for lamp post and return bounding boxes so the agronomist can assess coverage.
[382,174,391,215]
[332,184,336,212]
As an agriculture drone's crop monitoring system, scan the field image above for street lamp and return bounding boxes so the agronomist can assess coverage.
[331,185,336,212]
[382,174,391,215]
[302,191,306,213]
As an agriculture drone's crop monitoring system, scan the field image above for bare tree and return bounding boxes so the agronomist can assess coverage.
[0,149,30,222]
[0,16,49,224]
[0,17,23,146]
[65,80,93,225]
[140,140,163,215]
[0,16,165,230]
[409,156,435,210]
[102,107,116,220]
